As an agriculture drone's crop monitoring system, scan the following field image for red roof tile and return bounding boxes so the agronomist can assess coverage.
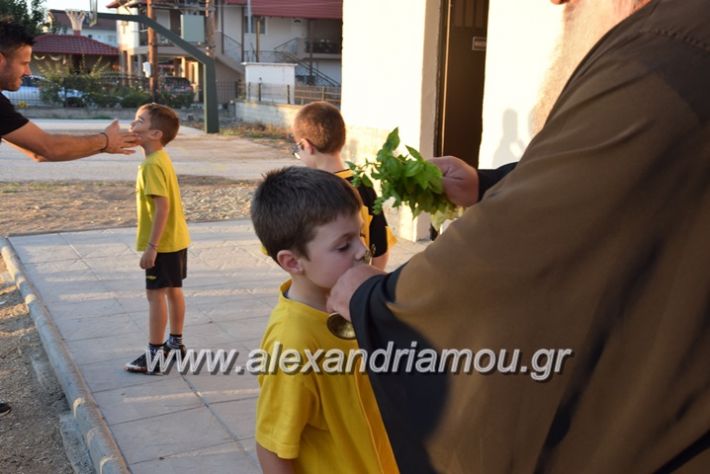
[33,34,119,56]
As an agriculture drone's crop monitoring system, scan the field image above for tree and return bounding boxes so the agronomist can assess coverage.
[0,0,46,36]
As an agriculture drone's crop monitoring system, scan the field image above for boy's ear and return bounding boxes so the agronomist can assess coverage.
[301,138,316,156]
[149,129,163,142]
[276,250,304,275]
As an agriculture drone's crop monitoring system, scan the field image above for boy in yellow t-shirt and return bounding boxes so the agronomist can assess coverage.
[291,101,395,271]
[251,167,398,473]
[125,104,190,374]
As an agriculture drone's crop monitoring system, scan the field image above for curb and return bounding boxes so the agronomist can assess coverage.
[1,237,129,474]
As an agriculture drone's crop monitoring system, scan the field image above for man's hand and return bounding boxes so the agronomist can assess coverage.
[327,264,385,321]
[429,156,480,207]
[103,119,138,154]
[139,247,157,269]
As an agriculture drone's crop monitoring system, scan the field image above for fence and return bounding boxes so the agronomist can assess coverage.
[1,74,341,111]
[236,82,341,107]
[2,74,193,109]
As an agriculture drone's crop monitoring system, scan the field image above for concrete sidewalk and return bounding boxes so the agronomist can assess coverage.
[4,221,425,473]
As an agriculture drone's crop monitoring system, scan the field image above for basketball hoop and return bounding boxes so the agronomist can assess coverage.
[65,10,87,34]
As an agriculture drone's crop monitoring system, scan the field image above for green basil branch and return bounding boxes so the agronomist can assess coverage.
[347,128,462,231]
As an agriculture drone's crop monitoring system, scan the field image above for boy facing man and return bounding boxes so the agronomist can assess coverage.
[291,101,394,271]
[251,167,398,473]
[125,104,190,374]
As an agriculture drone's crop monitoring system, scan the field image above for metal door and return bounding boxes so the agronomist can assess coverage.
[437,0,489,166]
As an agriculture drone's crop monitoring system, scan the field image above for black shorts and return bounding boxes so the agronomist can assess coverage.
[145,248,188,289]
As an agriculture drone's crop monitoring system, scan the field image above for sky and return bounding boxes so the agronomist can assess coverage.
[44,0,112,14]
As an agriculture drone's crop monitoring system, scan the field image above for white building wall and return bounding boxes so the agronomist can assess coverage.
[117,8,140,50]
[221,4,243,43]
[479,1,563,168]
[341,0,441,241]
[341,0,565,240]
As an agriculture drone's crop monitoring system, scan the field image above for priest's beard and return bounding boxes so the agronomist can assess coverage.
[530,0,648,135]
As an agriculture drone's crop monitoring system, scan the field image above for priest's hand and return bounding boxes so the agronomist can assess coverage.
[429,156,480,207]
[327,264,385,321]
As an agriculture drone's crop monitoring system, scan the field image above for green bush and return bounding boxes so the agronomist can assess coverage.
[120,89,152,108]
[85,92,119,108]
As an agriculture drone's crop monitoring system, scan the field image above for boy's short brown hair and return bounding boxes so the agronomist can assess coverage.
[251,167,362,261]
[292,101,345,154]
[138,103,180,145]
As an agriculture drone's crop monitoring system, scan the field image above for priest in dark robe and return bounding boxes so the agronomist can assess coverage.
[327,0,710,472]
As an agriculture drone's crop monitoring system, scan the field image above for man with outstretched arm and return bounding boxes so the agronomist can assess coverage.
[0,18,137,417]
[0,20,137,161]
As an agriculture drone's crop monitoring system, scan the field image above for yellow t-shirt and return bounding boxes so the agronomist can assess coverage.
[256,281,398,474]
[135,149,190,252]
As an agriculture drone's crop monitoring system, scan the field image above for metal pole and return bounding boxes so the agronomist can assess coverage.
[308,19,314,85]
[204,61,219,133]
[247,0,253,34]
[98,12,219,133]
[255,16,260,62]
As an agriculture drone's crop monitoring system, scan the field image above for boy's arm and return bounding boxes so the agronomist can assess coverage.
[3,119,137,162]
[139,195,169,269]
[257,443,295,474]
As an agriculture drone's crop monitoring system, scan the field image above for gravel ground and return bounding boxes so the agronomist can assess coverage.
[0,176,256,237]
[0,258,75,474]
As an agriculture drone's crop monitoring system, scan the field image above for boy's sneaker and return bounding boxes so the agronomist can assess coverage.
[0,401,11,417]
[164,340,186,358]
[125,352,163,375]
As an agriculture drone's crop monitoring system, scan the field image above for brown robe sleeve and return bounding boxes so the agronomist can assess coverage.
[351,1,710,472]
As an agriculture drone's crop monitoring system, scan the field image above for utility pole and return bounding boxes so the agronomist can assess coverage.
[205,0,216,58]
[147,0,158,100]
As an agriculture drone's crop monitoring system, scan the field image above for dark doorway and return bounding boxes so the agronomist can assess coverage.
[436,0,489,167]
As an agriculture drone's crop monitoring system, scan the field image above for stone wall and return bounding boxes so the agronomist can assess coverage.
[231,101,302,128]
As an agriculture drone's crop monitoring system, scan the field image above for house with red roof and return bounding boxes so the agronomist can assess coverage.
[31,34,119,75]
[47,9,119,47]
[107,0,342,103]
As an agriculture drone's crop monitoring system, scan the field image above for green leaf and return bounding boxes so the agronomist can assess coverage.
[383,128,400,152]
[361,175,374,189]
[405,145,424,161]
[404,161,422,177]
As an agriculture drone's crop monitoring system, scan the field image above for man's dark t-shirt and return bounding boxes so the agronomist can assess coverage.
[0,93,29,144]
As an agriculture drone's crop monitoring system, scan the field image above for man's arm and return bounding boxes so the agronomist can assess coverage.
[256,443,295,474]
[3,119,137,162]
[139,196,169,270]
[477,162,517,200]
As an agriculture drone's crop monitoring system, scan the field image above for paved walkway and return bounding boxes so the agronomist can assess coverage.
[7,221,425,473]
[0,119,298,182]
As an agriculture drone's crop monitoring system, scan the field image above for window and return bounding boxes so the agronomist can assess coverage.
[170,10,182,36]
[243,15,266,34]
